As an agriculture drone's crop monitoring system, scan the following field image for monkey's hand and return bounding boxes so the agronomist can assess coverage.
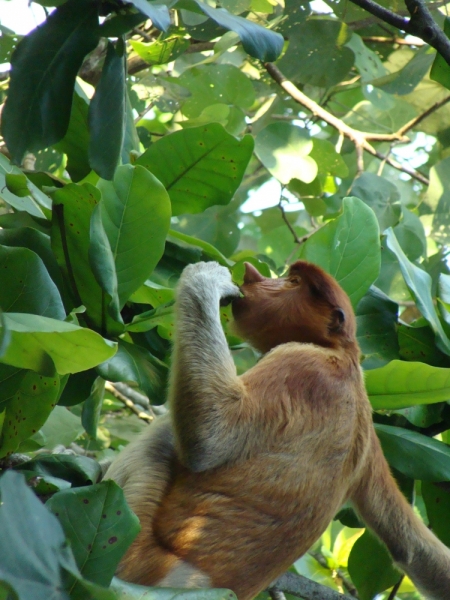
[178,262,240,308]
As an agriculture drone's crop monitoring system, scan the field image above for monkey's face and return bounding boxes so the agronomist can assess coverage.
[231,261,356,353]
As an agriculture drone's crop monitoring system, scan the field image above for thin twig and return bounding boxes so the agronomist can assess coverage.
[362,35,424,45]
[278,198,301,244]
[309,551,359,598]
[264,63,430,185]
[269,590,287,600]
[397,95,450,137]
[387,575,404,600]
[105,382,154,422]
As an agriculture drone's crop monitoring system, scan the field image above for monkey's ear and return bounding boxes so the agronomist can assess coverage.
[329,307,346,332]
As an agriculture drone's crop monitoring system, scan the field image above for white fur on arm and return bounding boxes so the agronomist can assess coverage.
[169,262,245,472]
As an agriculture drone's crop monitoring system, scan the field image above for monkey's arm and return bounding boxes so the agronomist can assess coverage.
[170,261,246,472]
[352,430,450,600]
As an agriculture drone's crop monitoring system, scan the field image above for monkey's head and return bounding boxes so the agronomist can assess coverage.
[231,261,357,353]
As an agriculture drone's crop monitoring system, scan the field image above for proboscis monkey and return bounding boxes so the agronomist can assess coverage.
[106,260,450,600]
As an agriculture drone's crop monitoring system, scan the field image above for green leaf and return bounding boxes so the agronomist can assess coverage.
[111,578,237,600]
[89,40,126,180]
[398,322,449,367]
[178,64,255,120]
[126,0,171,31]
[81,377,105,439]
[1,0,99,163]
[15,454,101,487]
[136,123,254,215]
[98,164,171,307]
[0,364,26,408]
[0,154,50,218]
[191,0,283,61]
[422,483,450,547]
[0,370,59,458]
[0,470,78,600]
[356,286,399,369]
[0,245,65,319]
[348,529,401,600]
[375,424,450,481]
[167,229,232,266]
[130,36,190,65]
[5,173,30,197]
[89,203,123,328]
[310,138,348,178]
[127,304,174,334]
[255,123,317,185]
[0,313,116,376]
[366,360,450,409]
[51,182,123,335]
[393,207,426,261]
[299,197,381,307]
[431,18,450,89]
[386,228,450,355]
[97,340,168,405]
[58,369,98,407]
[427,156,450,245]
[54,86,91,182]
[277,19,354,87]
[47,481,140,587]
[35,405,84,449]
[0,226,66,300]
[376,45,434,96]
[345,33,387,82]
[350,173,401,232]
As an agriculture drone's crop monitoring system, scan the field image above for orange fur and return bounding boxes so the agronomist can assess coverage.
[106,261,450,600]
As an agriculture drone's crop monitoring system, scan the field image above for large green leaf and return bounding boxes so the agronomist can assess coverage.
[178,64,255,120]
[191,0,283,61]
[0,154,51,218]
[97,340,168,405]
[356,286,399,369]
[54,86,91,182]
[348,529,401,600]
[366,360,450,409]
[137,123,254,215]
[126,0,170,31]
[299,197,381,307]
[47,481,140,588]
[386,228,450,355]
[1,0,99,163]
[277,18,354,87]
[375,424,450,481]
[0,471,115,600]
[0,245,65,319]
[130,36,190,66]
[89,40,126,180]
[51,182,123,335]
[0,370,59,458]
[15,454,102,487]
[422,483,450,547]
[254,123,317,185]
[398,322,449,367]
[98,164,171,307]
[350,173,401,232]
[81,377,105,439]
[0,313,116,376]
[0,471,77,600]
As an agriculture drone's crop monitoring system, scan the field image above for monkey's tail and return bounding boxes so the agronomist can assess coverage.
[351,430,450,600]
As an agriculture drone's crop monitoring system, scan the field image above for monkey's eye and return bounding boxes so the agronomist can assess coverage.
[288,276,301,285]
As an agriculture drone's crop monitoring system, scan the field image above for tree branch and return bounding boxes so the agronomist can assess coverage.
[348,0,450,67]
[269,572,353,600]
[264,62,430,185]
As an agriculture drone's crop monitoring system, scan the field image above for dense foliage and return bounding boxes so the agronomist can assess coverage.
[2,0,450,598]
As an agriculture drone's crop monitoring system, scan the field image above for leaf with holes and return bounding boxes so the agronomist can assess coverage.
[47,480,140,587]
[137,123,253,215]
[0,370,59,458]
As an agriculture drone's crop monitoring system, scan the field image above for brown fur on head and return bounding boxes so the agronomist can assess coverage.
[232,261,357,354]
